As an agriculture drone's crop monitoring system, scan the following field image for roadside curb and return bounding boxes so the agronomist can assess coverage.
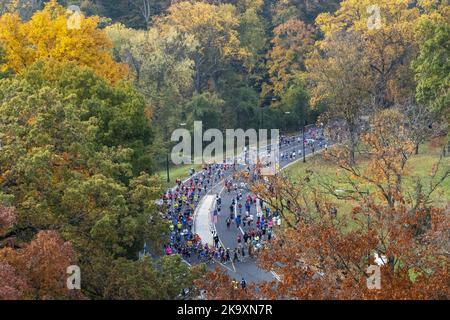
[281,144,335,171]
[193,194,216,246]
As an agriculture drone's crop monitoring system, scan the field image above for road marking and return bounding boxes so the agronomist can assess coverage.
[218,261,235,273]
[281,144,334,170]
[182,259,192,268]
[271,270,282,282]
[209,258,235,273]
[208,184,237,272]
[239,226,244,235]
[230,260,236,272]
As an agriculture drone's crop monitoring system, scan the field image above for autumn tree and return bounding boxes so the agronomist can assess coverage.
[0,206,15,237]
[413,4,449,123]
[155,1,247,93]
[1,206,83,300]
[305,0,440,164]
[199,109,449,300]
[326,109,417,208]
[262,19,314,105]
[315,0,421,108]
[271,0,341,25]
[399,99,433,155]
[196,267,256,300]
[0,231,82,300]
[0,261,30,300]
[0,0,128,83]
[307,31,371,164]
[0,64,182,298]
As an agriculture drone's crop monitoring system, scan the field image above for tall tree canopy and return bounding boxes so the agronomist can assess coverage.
[263,19,315,103]
[0,61,196,298]
[316,0,421,108]
[0,0,128,83]
[413,4,450,119]
[155,1,247,93]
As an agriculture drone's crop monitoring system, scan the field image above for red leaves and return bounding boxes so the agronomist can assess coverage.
[194,267,256,300]
[0,230,83,300]
[199,140,448,299]
[0,262,30,300]
[0,206,16,236]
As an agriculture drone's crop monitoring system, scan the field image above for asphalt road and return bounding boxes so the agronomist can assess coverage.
[204,130,330,283]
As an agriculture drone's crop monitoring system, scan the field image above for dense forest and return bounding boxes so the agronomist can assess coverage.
[1,0,345,170]
[0,0,448,300]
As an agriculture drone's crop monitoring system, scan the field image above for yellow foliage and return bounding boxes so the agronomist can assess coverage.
[0,0,128,83]
[26,116,36,125]
[263,19,314,100]
[316,0,420,37]
[157,1,246,60]
[310,0,429,109]
[236,0,264,12]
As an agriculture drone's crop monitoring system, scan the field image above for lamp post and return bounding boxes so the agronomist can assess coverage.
[166,153,170,183]
[166,123,187,183]
[302,120,307,163]
[261,106,264,129]
[261,97,277,129]
[284,112,291,133]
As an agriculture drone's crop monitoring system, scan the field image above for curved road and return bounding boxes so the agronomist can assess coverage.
[195,129,331,284]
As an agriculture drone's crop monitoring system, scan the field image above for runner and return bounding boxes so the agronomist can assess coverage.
[155,128,329,274]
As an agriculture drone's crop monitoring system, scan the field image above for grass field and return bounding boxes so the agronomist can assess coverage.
[285,141,450,219]
[155,163,203,188]
[155,142,256,188]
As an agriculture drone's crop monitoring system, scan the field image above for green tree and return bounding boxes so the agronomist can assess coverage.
[280,75,311,131]
[156,1,247,93]
[21,60,155,175]
[107,24,195,147]
[237,4,267,74]
[186,92,224,131]
[0,69,178,299]
[87,255,204,300]
[413,19,450,118]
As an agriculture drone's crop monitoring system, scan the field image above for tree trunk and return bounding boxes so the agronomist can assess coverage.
[195,57,201,94]
[348,124,357,165]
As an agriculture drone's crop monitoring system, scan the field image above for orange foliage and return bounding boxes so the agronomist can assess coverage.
[0,0,128,84]
[198,109,449,300]
[0,229,84,300]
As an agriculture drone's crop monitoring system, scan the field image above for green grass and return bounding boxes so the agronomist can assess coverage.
[272,141,448,281]
[403,143,450,207]
[284,141,449,222]
[155,164,203,188]
[155,141,258,188]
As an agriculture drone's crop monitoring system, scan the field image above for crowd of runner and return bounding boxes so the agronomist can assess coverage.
[160,160,281,267]
[280,127,327,160]
[161,163,233,262]
[150,126,331,297]
[159,127,326,268]
[212,182,281,265]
